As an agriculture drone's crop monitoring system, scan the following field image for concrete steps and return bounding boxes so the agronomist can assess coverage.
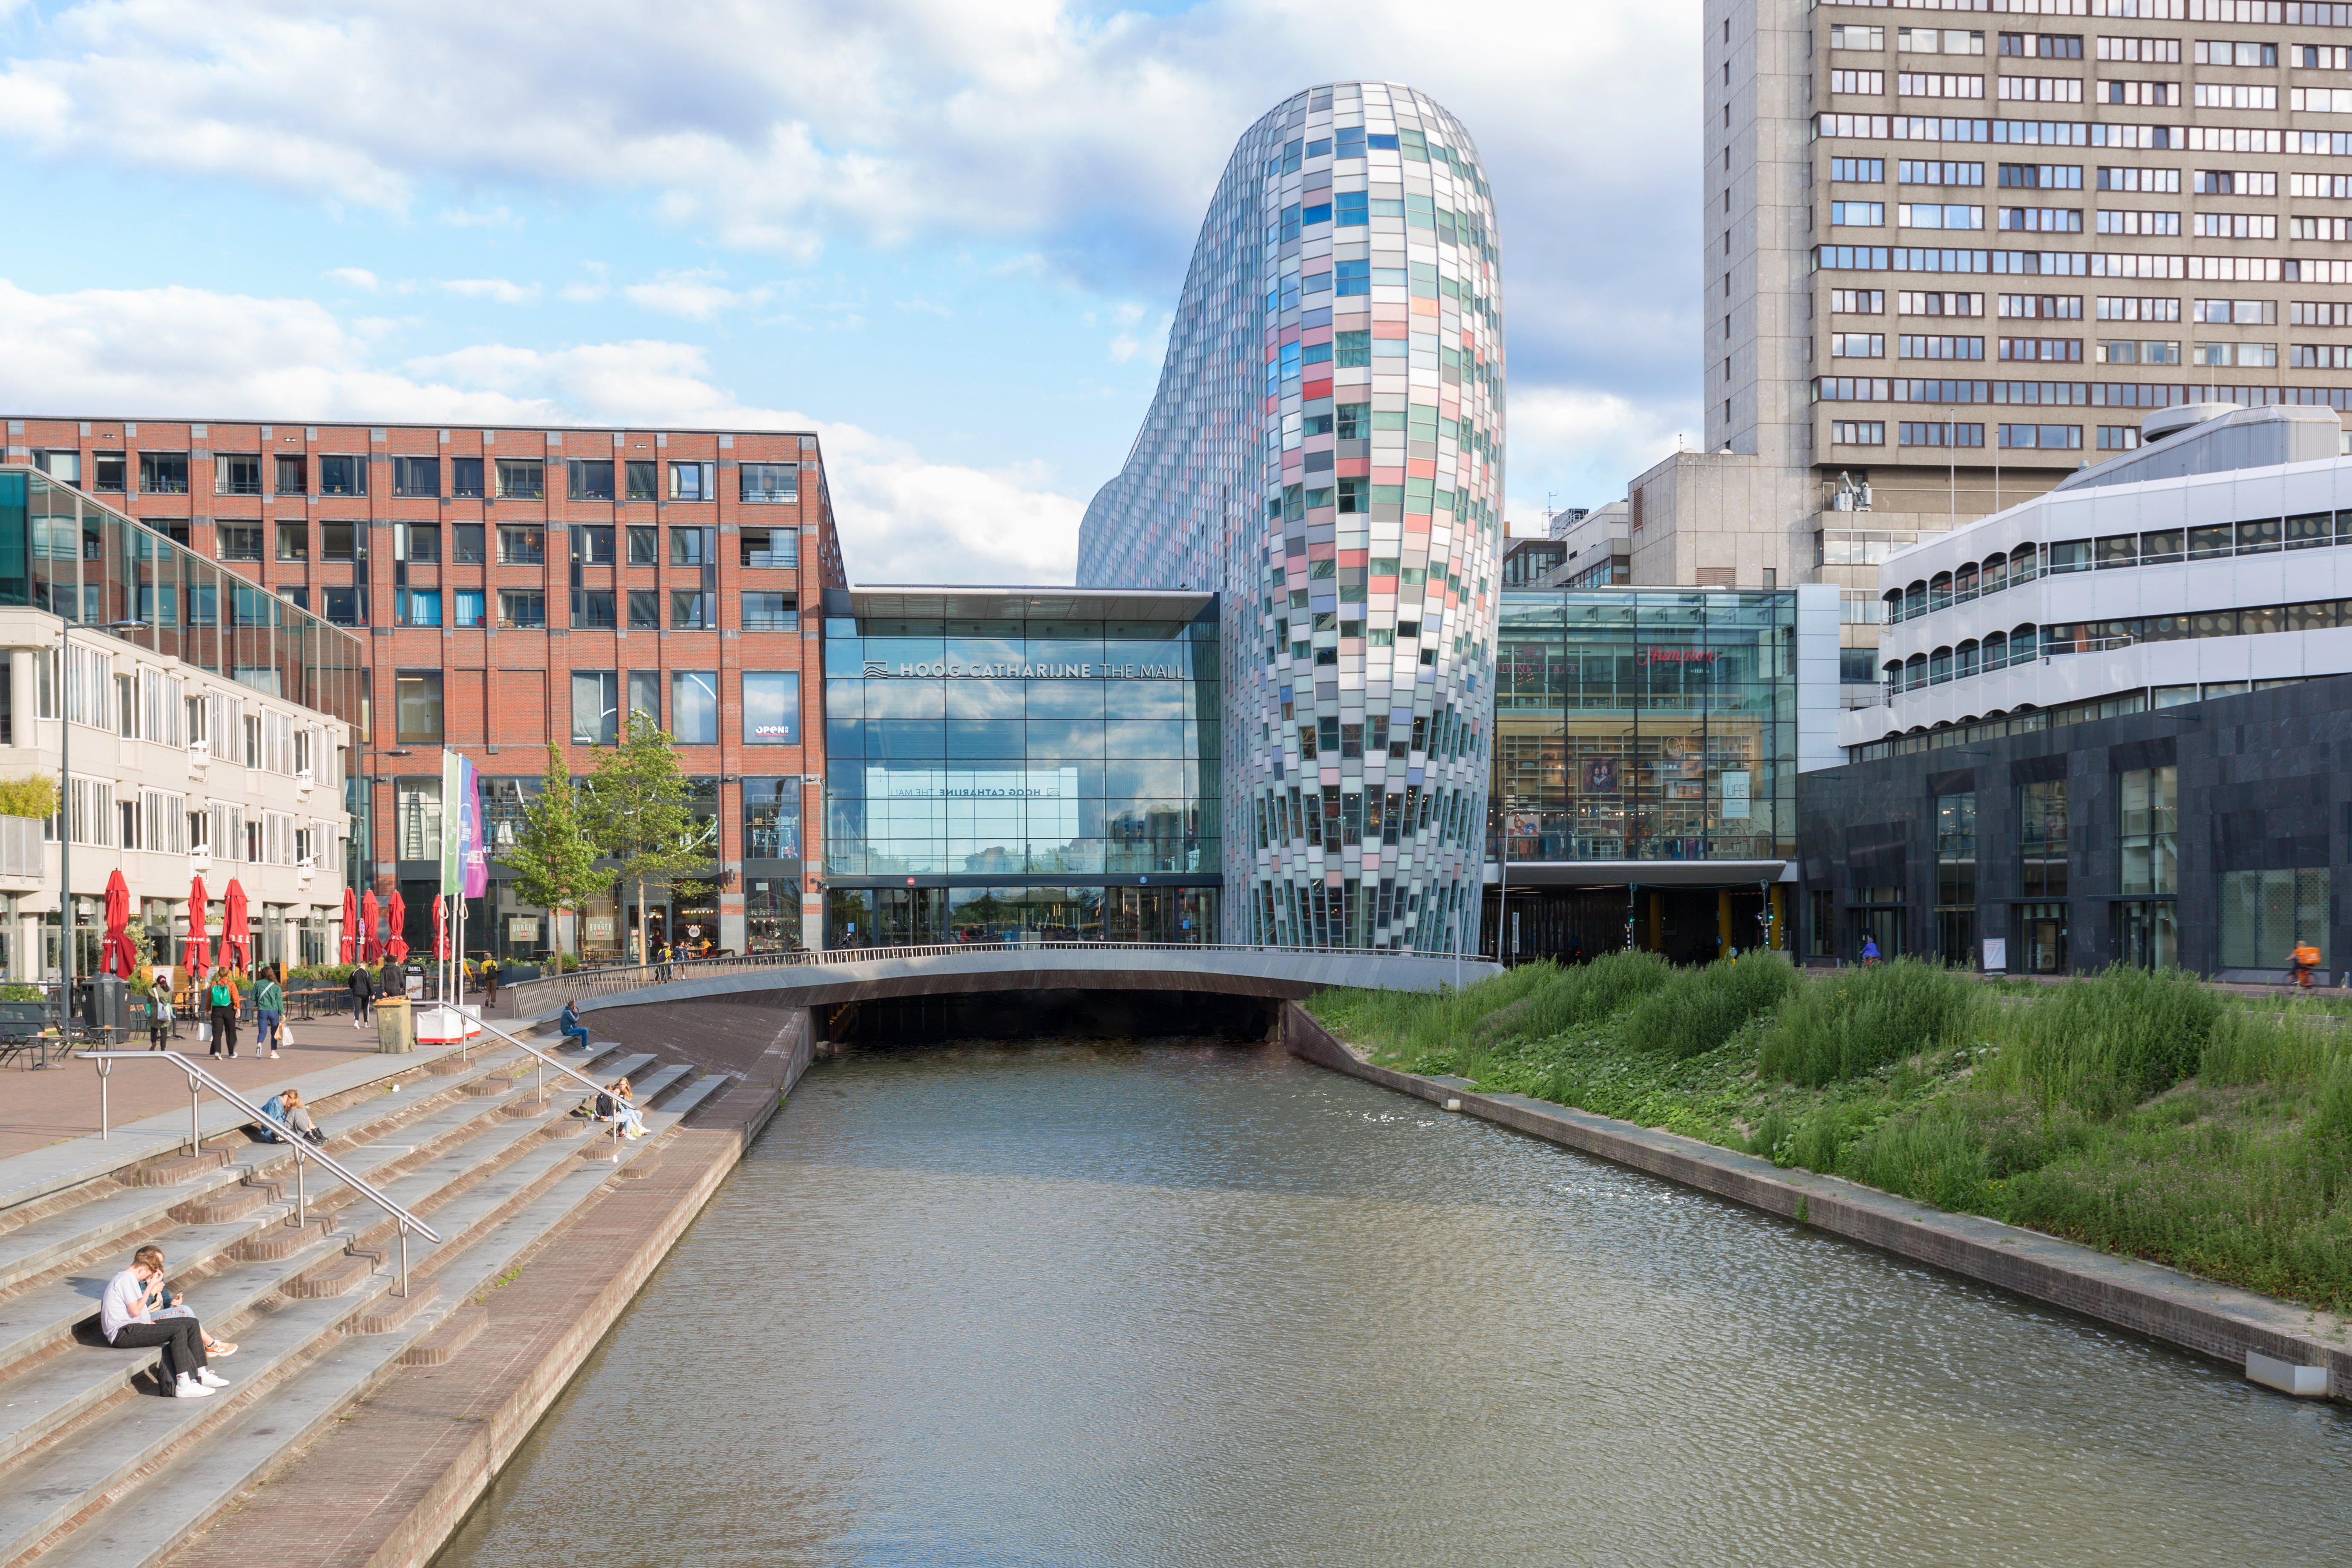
[0,1027,701,1568]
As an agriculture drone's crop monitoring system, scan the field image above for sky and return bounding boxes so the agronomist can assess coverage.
[0,0,1702,585]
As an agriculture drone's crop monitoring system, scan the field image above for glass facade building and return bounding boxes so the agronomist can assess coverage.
[1077,83,1506,953]
[820,590,1221,947]
[1489,588,1802,964]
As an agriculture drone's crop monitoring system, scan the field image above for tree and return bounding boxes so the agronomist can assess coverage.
[580,716,708,966]
[501,745,602,966]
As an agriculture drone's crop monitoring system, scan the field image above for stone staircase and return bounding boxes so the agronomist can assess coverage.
[0,1035,734,1568]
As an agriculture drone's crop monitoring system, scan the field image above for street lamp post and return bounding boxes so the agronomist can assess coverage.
[57,618,146,1023]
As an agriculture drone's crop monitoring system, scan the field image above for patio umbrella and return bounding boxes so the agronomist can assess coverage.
[223,880,251,972]
[360,889,380,963]
[340,886,357,965]
[385,889,409,963]
[101,869,136,977]
[430,895,448,961]
[184,875,211,977]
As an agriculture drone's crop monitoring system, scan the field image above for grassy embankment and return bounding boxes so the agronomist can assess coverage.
[1309,956,2352,1314]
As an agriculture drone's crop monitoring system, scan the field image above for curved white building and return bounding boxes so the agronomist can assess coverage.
[1078,83,1506,952]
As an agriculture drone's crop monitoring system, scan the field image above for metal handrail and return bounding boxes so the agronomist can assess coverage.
[463,1014,641,1162]
[81,1050,440,1295]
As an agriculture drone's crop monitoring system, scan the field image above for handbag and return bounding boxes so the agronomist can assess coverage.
[196,1018,211,1043]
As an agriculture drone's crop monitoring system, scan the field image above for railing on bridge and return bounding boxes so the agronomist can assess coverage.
[501,941,1472,1018]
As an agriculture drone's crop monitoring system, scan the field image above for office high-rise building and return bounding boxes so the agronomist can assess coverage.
[1679,0,2352,658]
[1080,82,1506,953]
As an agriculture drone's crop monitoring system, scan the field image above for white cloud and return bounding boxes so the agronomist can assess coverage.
[437,204,518,229]
[324,266,380,291]
[0,275,1083,583]
[441,277,539,304]
[620,268,767,320]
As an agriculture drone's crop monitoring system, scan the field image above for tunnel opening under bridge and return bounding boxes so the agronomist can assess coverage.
[820,988,1279,1047]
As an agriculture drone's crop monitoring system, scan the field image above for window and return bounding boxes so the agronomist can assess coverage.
[2097,296,2179,322]
[1830,333,1884,357]
[2002,337,2084,362]
[1831,70,1886,94]
[92,452,125,492]
[1831,200,1885,226]
[2097,426,2143,451]
[215,525,263,561]
[498,590,546,629]
[740,527,798,568]
[732,460,786,503]
[567,459,615,501]
[2195,39,2277,67]
[1898,72,1984,98]
[570,525,616,565]
[627,525,658,565]
[1999,32,2082,59]
[1830,23,1882,49]
[668,460,716,501]
[625,460,658,501]
[394,779,440,863]
[215,453,261,495]
[1998,206,2081,232]
[1998,73,2082,102]
[671,590,715,629]
[30,449,78,486]
[495,458,544,499]
[2194,170,2275,198]
[319,455,366,496]
[2098,36,2178,63]
[272,455,304,495]
[276,523,308,561]
[1833,422,1887,445]
[1935,791,1978,967]
[671,670,718,744]
[571,589,616,628]
[453,589,486,628]
[743,670,800,745]
[2020,779,2068,898]
[498,525,545,564]
[392,456,440,497]
[2202,299,2278,325]
[1900,422,1984,446]
[570,671,619,746]
[1903,202,1985,230]
[68,776,114,847]
[2095,339,2179,365]
[741,591,798,630]
[1834,290,1888,313]
[1898,291,1978,316]
[1900,26,1983,54]
[395,671,443,744]
[1335,330,1370,367]
[627,670,661,731]
[139,452,189,493]
[670,527,713,567]
[454,523,484,563]
[2094,210,2177,236]
[451,457,485,498]
[318,521,360,562]
[2193,213,2277,239]
[398,588,442,627]
[2093,167,2175,193]
[2220,869,2329,970]
[628,590,660,630]
[2194,341,2277,367]
[321,587,366,626]
[2118,766,2176,896]
[1831,158,1886,183]
[1899,334,1984,360]
[1999,423,2081,449]
[1335,257,1369,294]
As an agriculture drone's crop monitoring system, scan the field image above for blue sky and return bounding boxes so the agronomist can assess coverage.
[0,0,1701,583]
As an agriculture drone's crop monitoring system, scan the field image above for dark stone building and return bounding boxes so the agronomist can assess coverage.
[1797,674,2352,981]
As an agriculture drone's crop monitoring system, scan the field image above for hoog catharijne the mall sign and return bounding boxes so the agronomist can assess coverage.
[861,660,1186,680]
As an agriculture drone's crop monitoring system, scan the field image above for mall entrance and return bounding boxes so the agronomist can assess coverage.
[1485,883,1782,966]
[828,883,1219,948]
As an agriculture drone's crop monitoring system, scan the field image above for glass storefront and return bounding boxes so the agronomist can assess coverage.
[821,597,1221,946]
[1491,590,1797,864]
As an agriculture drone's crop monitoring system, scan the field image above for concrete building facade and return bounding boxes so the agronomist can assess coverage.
[1079,83,1507,954]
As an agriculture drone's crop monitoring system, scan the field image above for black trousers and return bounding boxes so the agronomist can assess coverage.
[210,1006,238,1055]
[352,993,371,1021]
[111,1317,207,1381]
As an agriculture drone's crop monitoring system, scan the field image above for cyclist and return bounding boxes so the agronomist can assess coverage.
[2290,941,2323,990]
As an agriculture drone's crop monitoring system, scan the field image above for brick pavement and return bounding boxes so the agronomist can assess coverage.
[154,1007,810,1568]
[0,1016,400,1163]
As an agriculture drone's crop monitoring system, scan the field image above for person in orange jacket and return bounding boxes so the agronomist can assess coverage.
[2290,941,2323,988]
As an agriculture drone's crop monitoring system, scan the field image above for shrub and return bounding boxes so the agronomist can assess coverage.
[0,775,58,821]
[1619,955,1799,1059]
[1757,958,1985,1088]
[1474,951,1671,1046]
[1986,965,2221,1114]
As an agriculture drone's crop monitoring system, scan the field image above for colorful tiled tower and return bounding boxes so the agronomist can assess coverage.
[1079,83,1505,952]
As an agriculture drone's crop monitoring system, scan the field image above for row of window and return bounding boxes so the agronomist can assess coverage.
[367,587,797,632]
[1830,334,2284,365]
[1829,205,2310,239]
[58,780,334,867]
[1832,73,2289,104]
[1827,26,2293,65]
[391,667,803,749]
[1833,293,2303,322]
[210,520,799,570]
[28,451,800,505]
[28,648,328,777]
[1886,594,2352,694]
[1829,419,2144,447]
[1886,509,2352,623]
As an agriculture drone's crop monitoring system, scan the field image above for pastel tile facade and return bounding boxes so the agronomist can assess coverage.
[1078,83,1506,952]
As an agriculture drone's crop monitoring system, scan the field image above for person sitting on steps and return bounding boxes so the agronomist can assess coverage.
[134,1246,238,1359]
[256,1087,325,1145]
[596,1076,647,1139]
[558,999,590,1049]
[101,1244,231,1398]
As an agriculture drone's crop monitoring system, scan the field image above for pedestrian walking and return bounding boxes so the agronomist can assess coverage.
[256,963,286,1059]
[348,962,373,1029]
[147,971,174,1049]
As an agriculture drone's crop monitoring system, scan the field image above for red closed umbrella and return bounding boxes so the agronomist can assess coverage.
[101,870,136,977]
[340,886,357,965]
[223,880,251,972]
[184,876,211,977]
[431,895,448,961]
[360,889,380,962]
[385,889,409,963]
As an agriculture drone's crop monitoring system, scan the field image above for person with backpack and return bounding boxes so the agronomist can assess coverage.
[255,963,286,1059]
[348,962,373,1029]
[205,967,239,1059]
[147,971,174,1050]
[1860,936,1882,967]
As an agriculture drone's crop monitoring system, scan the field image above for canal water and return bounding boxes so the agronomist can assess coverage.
[434,1043,2352,1567]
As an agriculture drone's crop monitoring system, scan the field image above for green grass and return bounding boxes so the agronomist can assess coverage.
[1310,961,2352,1314]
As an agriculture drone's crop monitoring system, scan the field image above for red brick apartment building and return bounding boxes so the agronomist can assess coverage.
[5,414,846,962]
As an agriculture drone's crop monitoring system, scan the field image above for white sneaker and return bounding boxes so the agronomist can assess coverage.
[271,1050,281,1059]
[196,1368,230,1388]
[173,1375,215,1398]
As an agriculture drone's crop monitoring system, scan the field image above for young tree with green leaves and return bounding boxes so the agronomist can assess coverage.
[580,716,710,965]
[501,745,602,965]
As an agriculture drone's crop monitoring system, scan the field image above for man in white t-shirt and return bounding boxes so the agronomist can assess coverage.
[100,1245,228,1398]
